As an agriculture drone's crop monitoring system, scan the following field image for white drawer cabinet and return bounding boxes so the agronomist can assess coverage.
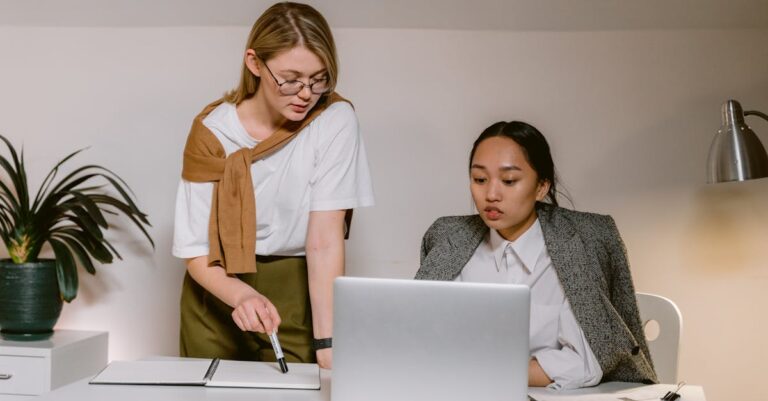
[0,331,107,396]
[0,355,48,395]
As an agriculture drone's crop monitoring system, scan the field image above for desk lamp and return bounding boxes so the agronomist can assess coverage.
[707,99,768,183]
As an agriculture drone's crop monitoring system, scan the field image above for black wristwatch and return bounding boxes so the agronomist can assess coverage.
[312,337,332,350]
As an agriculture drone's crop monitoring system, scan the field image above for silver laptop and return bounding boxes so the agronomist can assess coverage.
[332,277,530,401]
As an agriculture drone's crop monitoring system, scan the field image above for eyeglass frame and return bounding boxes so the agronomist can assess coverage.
[259,59,331,96]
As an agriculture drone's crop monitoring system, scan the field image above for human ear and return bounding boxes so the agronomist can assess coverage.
[535,180,551,201]
[245,49,261,77]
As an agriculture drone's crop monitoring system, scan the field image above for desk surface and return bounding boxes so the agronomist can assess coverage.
[37,371,706,401]
[37,369,332,401]
[528,382,706,400]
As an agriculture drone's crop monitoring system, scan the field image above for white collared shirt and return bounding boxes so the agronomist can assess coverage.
[172,101,375,258]
[455,219,603,390]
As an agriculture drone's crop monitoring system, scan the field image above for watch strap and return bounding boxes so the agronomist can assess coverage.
[312,337,333,350]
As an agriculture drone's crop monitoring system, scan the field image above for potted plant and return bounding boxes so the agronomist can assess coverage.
[0,135,153,339]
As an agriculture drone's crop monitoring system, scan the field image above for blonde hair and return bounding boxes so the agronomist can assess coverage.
[224,2,338,104]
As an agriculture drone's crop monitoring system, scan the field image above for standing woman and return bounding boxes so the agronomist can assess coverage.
[415,121,656,388]
[173,2,374,369]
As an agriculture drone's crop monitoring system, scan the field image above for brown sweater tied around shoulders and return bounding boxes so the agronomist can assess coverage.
[181,92,349,274]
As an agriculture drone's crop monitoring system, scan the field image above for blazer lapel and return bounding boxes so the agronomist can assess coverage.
[537,204,598,323]
[448,215,488,278]
[538,204,584,295]
[421,215,487,281]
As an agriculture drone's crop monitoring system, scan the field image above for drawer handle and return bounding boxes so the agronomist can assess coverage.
[0,373,12,380]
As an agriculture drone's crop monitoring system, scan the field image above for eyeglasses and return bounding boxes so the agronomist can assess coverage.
[260,60,330,96]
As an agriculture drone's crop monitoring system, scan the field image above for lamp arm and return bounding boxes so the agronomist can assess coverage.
[745,110,768,122]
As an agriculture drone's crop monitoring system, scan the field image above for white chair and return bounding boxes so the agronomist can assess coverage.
[635,292,682,384]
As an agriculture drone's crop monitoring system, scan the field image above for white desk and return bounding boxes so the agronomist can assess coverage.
[528,382,706,400]
[36,369,332,401]
[36,371,706,401]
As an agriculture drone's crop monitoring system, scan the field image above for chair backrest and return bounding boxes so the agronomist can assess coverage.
[635,292,682,384]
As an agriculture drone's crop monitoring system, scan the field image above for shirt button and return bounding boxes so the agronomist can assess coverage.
[631,346,640,355]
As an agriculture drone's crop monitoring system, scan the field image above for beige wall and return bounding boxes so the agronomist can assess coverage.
[1,26,766,400]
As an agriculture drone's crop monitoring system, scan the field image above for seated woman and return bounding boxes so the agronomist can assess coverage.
[415,121,657,389]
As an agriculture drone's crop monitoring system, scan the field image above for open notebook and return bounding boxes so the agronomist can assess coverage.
[89,358,320,390]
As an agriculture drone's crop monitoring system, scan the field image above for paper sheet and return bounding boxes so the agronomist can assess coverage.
[207,360,320,389]
[528,383,704,401]
[89,359,213,385]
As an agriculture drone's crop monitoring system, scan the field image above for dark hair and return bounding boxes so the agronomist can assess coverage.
[469,121,559,206]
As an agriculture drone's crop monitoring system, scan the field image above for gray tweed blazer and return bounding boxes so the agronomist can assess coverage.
[415,202,658,384]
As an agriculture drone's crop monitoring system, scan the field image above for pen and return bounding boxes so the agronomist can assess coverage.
[268,330,289,374]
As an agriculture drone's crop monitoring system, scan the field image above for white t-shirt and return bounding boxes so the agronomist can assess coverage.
[172,101,375,258]
[456,219,603,390]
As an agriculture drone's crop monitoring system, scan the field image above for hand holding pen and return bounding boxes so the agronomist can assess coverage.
[268,330,289,373]
[231,291,282,334]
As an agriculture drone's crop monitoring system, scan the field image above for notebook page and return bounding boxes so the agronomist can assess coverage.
[206,360,320,390]
[89,360,213,385]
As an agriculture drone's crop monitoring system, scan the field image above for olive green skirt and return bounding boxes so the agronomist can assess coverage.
[179,255,315,363]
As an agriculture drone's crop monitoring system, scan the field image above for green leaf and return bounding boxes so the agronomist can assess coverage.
[0,204,13,228]
[99,208,118,216]
[49,238,78,302]
[0,180,20,212]
[67,207,104,241]
[53,234,96,275]
[74,185,107,193]
[55,212,123,260]
[89,194,154,248]
[54,227,113,264]
[90,194,148,222]
[32,147,87,211]
[0,135,24,197]
[47,166,110,200]
[96,174,143,216]
[43,167,149,226]
[66,191,108,228]
[0,136,28,222]
[38,168,145,227]
[119,210,155,249]
[101,239,122,261]
[34,172,100,216]
[52,166,143,221]
[17,147,29,216]
[0,135,21,171]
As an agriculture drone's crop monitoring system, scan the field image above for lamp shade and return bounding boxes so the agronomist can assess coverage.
[706,99,768,183]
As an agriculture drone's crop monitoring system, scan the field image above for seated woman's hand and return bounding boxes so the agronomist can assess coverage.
[231,292,282,334]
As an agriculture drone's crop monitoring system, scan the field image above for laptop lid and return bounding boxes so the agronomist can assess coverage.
[332,277,530,401]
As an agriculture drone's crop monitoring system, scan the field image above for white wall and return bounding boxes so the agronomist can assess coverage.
[1,26,767,401]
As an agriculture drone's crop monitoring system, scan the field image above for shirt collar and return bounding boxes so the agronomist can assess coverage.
[489,229,508,272]
[490,218,545,274]
[205,102,259,149]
